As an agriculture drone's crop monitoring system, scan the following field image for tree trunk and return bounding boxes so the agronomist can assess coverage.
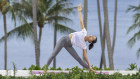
[3,14,7,70]
[100,25,106,69]
[112,0,117,55]
[83,0,88,69]
[53,0,58,68]
[102,25,106,68]
[103,0,114,70]
[53,22,57,68]
[38,27,43,66]
[84,0,88,30]
[32,0,40,67]
[96,0,106,69]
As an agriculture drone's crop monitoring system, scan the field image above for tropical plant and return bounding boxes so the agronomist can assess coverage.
[103,0,114,70]
[97,0,117,70]
[12,62,17,77]
[112,0,117,55]
[32,0,39,67]
[82,0,88,69]
[0,0,16,70]
[1,66,140,79]
[97,0,106,69]
[0,0,76,67]
[126,4,140,58]
[127,63,137,70]
[52,0,76,68]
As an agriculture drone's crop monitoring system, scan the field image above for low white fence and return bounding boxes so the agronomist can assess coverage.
[0,70,139,77]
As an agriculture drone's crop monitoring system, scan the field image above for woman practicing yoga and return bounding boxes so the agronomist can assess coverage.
[46,4,97,73]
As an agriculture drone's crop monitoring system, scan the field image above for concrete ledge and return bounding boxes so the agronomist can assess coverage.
[0,70,139,77]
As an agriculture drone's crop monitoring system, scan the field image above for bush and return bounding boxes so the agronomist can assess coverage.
[1,67,140,79]
[127,63,137,70]
[23,67,27,70]
[28,65,41,70]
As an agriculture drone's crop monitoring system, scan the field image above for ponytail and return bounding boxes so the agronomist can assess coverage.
[89,42,94,50]
[88,37,97,50]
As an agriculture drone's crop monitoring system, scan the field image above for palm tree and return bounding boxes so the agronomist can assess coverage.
[127,4,140,58]
[52,0,76,68]
[53,0,59,68]
[32,0,40,66]
[16,0,75,67]
[103,0,114,70]
[84,0,88,30]
[0,0,16,70]
[82,0,88,69]
[112,0,117,55]
[96,0,106,69]
[0,0,76,67]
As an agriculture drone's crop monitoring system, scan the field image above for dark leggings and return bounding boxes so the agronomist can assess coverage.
[46,36,89,69]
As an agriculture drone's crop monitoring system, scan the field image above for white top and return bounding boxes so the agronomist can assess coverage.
[70,28,87,49]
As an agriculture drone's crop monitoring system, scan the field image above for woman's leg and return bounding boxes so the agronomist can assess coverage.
[46,36,66,67]
[65,46,90,69]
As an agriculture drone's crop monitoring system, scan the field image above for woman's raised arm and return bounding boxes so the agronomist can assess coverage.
[78,4,85,30]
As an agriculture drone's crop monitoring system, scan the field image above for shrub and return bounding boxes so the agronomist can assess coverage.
[28,65,41,70]
[127,63,137,70]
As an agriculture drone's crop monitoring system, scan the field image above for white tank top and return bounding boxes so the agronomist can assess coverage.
[70,28,87,49]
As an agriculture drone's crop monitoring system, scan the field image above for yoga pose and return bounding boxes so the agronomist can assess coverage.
[46,4,97,73]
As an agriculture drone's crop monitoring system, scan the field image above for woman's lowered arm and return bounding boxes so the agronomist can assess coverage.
[83,49,97,73]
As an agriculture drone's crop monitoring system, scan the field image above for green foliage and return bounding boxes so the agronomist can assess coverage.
[23,67,27,70]
[1,68,140,79]
[65,68,71,70]
[104,67,111,70]
[42,64,49,70]
[0,0,76,43]
[0,74,2,79]
[12,62,17,78]
[56,67,62,70]
[92,66,101,70]
[49,67,56,70]
[127,3,140,58]
[127,63,137,70]
[15,65,140,79]
[71,66,83,74]
[28,65,41,70]
[48,66,62,70]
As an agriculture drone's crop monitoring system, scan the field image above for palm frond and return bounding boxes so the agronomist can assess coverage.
[126,4,140,12]
[36,0,47,13]
[9,5,16,27]
[46,0,74,16]
[43,0,53,10]
[46,16,72,24]
[58,7,77,16]
[133,13,140,23]
[136,48,140,59]
[0,22,34,42]
[128,30,140,47]
[54,23,75,34]
[13,0,32,19]
[127,22,140,34]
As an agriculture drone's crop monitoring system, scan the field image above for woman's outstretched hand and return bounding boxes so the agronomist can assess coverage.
[89,66,98,73]
[78,4,82,12]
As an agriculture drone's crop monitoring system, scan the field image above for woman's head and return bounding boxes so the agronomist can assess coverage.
[87,35,97,50]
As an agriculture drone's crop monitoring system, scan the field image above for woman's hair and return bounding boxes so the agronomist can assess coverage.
[89,37,97,50]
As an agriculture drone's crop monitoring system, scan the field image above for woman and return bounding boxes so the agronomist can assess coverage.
[46,4,97,73]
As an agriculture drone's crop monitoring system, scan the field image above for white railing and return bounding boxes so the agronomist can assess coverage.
[0,70,139,77]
